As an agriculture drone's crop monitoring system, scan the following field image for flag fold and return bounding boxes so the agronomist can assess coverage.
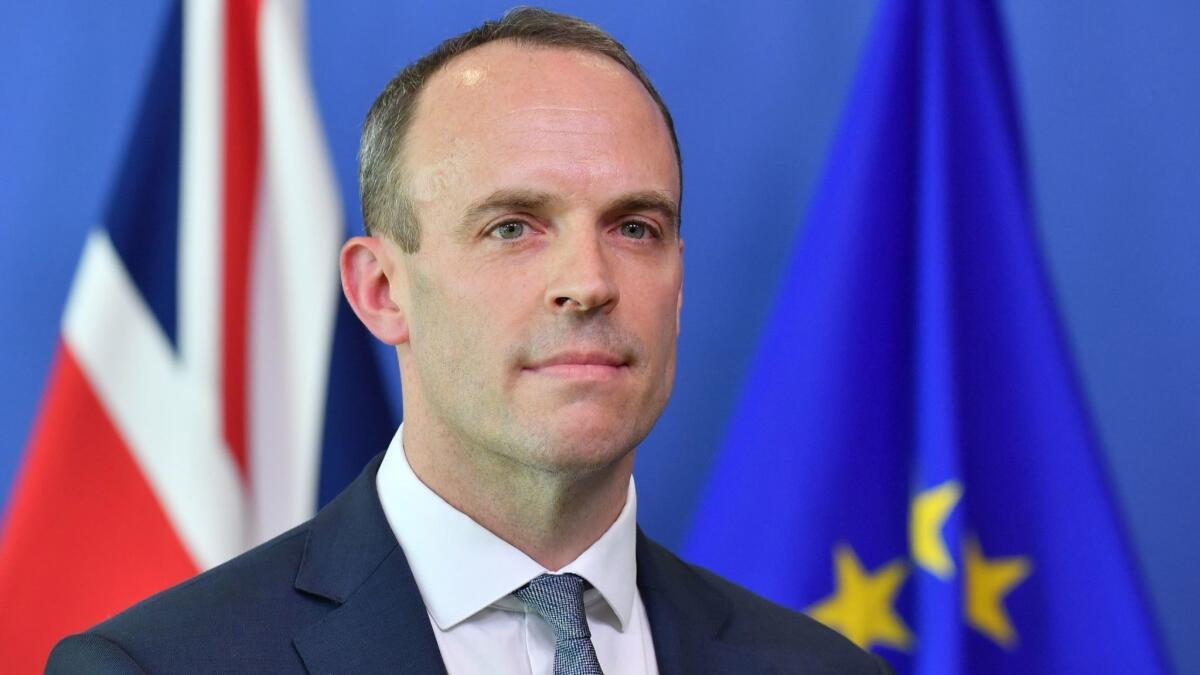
[684,1,1167,672]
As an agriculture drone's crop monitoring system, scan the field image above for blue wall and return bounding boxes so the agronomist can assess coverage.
[1,2,1196,670]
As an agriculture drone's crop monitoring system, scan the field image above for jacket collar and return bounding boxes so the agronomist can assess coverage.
[288,451,770,675]
[291,452,448,674]
[637,530,776,675]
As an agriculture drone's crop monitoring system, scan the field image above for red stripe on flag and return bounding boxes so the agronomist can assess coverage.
[221,0,263,476]
[0,344,197,673]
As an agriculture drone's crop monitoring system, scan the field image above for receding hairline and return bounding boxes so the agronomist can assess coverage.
[358,8,683,252]
[394,38,681,202]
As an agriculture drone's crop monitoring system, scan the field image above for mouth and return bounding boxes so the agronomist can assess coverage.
[522,350,630,380]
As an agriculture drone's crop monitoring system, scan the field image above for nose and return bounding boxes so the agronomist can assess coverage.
[545,230,619,315]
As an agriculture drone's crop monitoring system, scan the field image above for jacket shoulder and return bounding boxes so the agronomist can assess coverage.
[48,522,329,672]
[47,634,143,675]
[641,538,891,674]
[692,562,891,673]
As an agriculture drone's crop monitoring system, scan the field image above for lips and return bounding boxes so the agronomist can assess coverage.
[523,350,629,379]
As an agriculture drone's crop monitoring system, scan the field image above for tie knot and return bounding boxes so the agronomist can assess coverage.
[513,573,592,641]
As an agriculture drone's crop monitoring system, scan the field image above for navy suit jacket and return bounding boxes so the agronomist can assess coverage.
[47,454,890,674]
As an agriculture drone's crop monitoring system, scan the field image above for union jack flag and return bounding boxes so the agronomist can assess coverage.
[0,2,391,670]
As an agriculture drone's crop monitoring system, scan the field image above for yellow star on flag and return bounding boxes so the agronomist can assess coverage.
[910,480,963,579]
[964,535,1032,648]
[807,544,912,652]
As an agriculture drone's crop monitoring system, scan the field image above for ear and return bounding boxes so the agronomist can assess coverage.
[340,236,410,345]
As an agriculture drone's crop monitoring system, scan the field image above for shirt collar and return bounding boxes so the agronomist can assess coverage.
[375,425,638,631]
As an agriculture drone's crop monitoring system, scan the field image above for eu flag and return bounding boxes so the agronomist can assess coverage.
[683,0,1168,672]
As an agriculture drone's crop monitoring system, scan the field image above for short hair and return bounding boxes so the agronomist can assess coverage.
[358,6,681,252]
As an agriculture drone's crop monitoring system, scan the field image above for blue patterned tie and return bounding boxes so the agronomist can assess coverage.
[513,573,604,675]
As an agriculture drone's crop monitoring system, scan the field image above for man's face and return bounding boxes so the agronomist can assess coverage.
[395,41,682,474]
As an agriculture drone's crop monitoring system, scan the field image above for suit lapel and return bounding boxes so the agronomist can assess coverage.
[285,457,768,674]
[637,531,775,675]
[290,453,448,675]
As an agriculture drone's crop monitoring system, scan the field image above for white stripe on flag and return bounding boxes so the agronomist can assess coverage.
[63,231,246,570]
[178,0,224,407]
[247,0,343,544]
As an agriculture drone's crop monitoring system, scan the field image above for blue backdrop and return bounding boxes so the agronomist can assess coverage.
[1,1,1196,671]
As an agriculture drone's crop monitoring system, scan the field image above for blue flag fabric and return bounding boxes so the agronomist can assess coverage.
[683,0,1167,672]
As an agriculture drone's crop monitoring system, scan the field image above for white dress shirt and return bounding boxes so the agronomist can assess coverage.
[375,426,660,675]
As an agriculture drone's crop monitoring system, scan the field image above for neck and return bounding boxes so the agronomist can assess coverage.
[400,414,634,571]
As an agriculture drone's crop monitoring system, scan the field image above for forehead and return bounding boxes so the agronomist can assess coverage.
[403,41,679,207]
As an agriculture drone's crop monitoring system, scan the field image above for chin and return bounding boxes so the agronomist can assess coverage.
[502,389,666,474]
[519,416,645,475]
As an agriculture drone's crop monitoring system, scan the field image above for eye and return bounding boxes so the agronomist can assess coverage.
[490,221,526,240]
[619,220,651,240]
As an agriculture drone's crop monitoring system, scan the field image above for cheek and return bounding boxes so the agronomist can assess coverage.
[411,281,484,364]
[408,260,536,377]
[468,256,547,332]
[406,266,473,375]
[616,277,682,402]
[406,280,502,423]
[627,270,683,342]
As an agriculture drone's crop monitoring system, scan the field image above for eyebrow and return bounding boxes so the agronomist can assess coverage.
[456,188,680,237]
[604,191,680,235]
[456,189,560,236]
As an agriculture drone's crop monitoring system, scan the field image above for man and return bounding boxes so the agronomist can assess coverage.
[49,8,890,674]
